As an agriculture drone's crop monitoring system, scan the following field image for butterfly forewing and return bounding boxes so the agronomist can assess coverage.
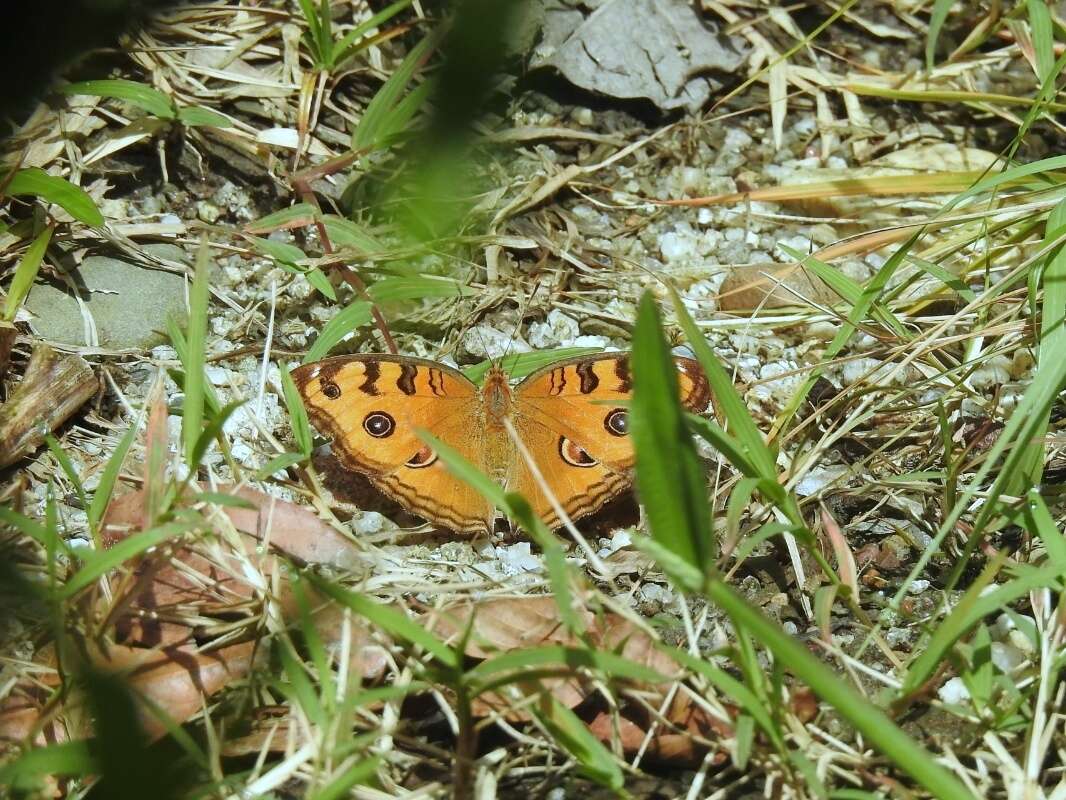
[511,353,710,526]
[291,355,493,531]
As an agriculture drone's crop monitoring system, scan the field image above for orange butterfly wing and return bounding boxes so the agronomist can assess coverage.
[511,354,710,528]
[290,356,495,532]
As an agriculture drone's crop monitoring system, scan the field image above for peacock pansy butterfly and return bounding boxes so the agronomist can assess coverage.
[291,352,710,533]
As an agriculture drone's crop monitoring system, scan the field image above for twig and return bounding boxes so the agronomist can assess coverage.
[291,163,398,355]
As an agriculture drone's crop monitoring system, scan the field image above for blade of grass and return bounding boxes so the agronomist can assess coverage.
[3,223,53,321]
[182,240,211,467]
[637,295,972,800]
[631,292,712,571]
[304,300,372,362]
[86,423,138,536]
[60,79,176,119]
[59,520,196,600]
[462,347,603,384]
[532,696,624,791]
[5,168,104,226]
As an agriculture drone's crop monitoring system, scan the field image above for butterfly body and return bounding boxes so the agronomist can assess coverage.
[292,353,709,533]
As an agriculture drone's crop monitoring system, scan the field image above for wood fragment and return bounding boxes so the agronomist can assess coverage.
[0,343,97,468]
[0,320,14,379]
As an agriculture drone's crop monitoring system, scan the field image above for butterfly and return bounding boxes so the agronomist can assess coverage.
[291,352,710,533]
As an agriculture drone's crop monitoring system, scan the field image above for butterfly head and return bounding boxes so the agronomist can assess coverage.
[482,364,513,425]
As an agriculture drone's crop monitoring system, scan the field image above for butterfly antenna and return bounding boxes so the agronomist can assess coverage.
[501,276,541,372]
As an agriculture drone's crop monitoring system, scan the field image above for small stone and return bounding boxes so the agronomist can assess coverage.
[196,200,222,223]
[907,579,931,595]
[25,245,188,350]
[937,676,970,704]
[990,642,1026,672]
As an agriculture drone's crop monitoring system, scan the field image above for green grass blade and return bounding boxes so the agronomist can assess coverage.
[631,292,712,571]
[462,347,603,385]
[4,223,53,321]
[901,561,1061,696]
[182,239,211,466]
[59,520,195,599]
[304,300,372,362]
[780,244,907,339]
[320,215,384,252]
[175,105,231,128]
[245,202,318,234]
[367,274,472,302]
[0,741,96,787]
[925,0,954,70]
[308,757,382,800]
[531,696,623,791]
[282,362,313,456]
[334,0,414,61]
[307,574,460,670]
[352,31,438,151]
[60,78,175,119]
[5,168,104,226]
[44,434,88,513]
[703,578,972,800]
[277,637,326,727]
[1009,197,1066,492]
[1027,0,1055,85]
[189,399,245,469]
[86,423,138,534]
[669,287,778,478]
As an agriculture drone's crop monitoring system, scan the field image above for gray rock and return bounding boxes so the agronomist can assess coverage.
[530,0,748,112]
[25,244,188,350]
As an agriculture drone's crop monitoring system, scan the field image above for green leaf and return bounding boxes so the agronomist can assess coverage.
[44,434,88,512]
[0,741,97,787]
[61,79,176,119]
[246,236,336,301]
[193,491,257,510]
[780,244,907,339]
[0,505,71,556]
[254,451,307,480]
[462,347,604,385]
[5,168,104,226]
[87,423,138,534]
[307,575,461,670]
[367,275,472,302]
[669,288,778,479]
[282,362,313,457]
[1027,0,1055,86]
[631,292,712,573]
[925,0,955,70]
[304,301,373,362]
[902,561,1062,695]
[334,0,414,64]
[4,223,53,320]
[182,240,211,466]
[277,637,325,727]
[189,399,245,469]
[320,215,384,252]
[352,31,438,152]
[175,105,232,128]
[531,697,623,791]
[60,520,195,600]
[308,757,382,800]
[244,203,318,234]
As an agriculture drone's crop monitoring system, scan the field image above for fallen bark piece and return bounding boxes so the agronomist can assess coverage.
[0,343,97,468]
[0,320,15,379]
